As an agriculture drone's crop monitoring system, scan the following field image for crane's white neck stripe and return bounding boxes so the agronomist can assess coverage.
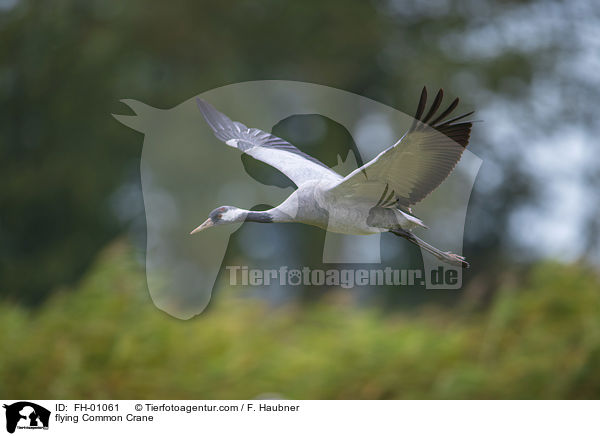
[221,208,246,222]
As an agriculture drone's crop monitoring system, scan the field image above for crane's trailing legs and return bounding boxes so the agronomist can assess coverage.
[389,229,469,268]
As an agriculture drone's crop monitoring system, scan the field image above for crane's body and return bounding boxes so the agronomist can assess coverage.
[191,88,474,267]
[286,179,427,235]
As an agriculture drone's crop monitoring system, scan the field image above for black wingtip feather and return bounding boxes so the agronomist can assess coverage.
[437,110,475,127]
[430,97,459,126]
[421,89,444,124]
[416,87,427,120]
[409,87,428,131]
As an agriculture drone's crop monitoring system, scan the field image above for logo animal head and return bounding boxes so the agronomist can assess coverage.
[3,402,50,434]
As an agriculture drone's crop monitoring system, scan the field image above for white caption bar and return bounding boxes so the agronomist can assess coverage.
[1,400,597,435]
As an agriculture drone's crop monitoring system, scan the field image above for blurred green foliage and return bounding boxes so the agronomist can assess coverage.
[1,241,599,399]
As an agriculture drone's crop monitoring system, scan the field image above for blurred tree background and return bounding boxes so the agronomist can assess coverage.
[1,0,599,398]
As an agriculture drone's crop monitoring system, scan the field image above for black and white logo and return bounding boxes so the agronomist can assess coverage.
[3,402,50,434]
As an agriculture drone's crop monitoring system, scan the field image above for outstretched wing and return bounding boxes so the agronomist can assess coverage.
[196,98,341,187]
[328,87,473,210]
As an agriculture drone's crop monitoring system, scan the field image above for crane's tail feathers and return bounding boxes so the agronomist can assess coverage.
[390,229,469,268]
[397,209,429,229]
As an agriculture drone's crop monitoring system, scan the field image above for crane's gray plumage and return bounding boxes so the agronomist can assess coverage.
[192,88,474,268]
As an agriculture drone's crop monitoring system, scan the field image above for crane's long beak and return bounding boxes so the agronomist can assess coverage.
[190,218,214,235]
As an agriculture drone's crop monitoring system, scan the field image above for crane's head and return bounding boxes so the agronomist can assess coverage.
[190,206,247,234]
